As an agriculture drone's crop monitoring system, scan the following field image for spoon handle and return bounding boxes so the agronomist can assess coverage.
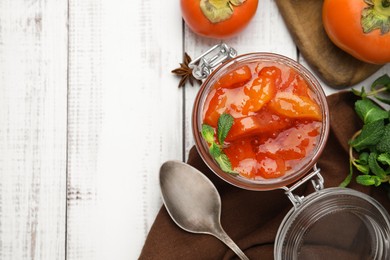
[213,226,250,260]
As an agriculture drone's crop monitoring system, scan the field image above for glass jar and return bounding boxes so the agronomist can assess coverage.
[190,43,390,259]
[275,187,390,260]
[192,44,329,191]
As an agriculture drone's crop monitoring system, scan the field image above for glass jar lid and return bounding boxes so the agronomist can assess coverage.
[274,187,390,260]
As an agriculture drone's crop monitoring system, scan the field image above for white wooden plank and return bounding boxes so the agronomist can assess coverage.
[67,1,103,259]
[0,1,68,259]
[183,0,297,160]
[67,0,183,259]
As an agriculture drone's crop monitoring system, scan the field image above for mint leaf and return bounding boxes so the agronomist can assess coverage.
[353,152,370,174]
[201,124,215,144]
[354,99,388,124]
[209,142,222,158]
[370,75,390,104]
[378,153,390,166]
[356,175,381,187]
[214,154,238,176]
[217,113,234,145]
[340,161,354,187]
[210,145,237,176]
[371,74,390,92]
[354,161,370,175]
[350,120,385,151]
[356,152,369,165]
[376,124,390,153]
[368,152,387,179]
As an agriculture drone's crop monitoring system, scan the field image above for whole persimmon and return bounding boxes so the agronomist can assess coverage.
[181,0,258,39]
[323,0,390,64]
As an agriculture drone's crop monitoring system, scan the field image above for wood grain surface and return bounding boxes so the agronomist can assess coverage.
[0,0,68,259]
[66,0,182,259]
[275,0,382,88]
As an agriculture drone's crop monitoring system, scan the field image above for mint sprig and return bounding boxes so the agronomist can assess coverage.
[371,74,390,105]
[353,74,390,104]
[201,113,238,176]
[341,74,390,188]
[217,113,234,145]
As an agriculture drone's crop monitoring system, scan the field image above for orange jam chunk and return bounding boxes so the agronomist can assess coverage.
[280,68,309,97]
[202,61,323,180]
[241,67,279,115]
[224,139,258,179]
[214,65,252,89]
[225,109,292,142]
[256,153,286,179]
[204,66,280,126]
[256,121,321,161]
[268,92,322,121]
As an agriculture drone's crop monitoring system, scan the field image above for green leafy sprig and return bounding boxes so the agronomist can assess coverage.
[341,74,390,187]
[351,74,390,104]
[201,113,238,176]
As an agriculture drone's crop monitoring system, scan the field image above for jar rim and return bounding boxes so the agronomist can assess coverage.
[192,52,330,191]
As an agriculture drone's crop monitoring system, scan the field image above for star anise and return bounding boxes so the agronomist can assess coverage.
[171,52,202,88]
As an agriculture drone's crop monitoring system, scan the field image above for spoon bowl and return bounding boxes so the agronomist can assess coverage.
[159,160,249,260]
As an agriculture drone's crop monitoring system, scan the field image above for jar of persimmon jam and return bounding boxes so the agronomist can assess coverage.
[192,44,329,191]
[191,44,390,259]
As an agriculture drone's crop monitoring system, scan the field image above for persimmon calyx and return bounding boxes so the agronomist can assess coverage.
[361,0,390,34]
[200,0,246,23]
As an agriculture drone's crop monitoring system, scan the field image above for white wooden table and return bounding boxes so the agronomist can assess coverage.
[1,0,390,259]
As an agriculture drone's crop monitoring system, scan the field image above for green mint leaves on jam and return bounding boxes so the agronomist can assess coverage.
[201,113,238,176]
[217,113,234,144]
[201,124,215,144]
[341,74,390,188]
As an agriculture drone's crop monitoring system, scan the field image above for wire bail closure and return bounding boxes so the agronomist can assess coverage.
[189,43,237,80]
[282,165,324,208]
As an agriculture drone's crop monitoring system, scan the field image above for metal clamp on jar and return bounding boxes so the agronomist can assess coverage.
[191,43,390,260]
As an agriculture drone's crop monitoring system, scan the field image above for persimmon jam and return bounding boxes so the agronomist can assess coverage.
[202,61,323,180]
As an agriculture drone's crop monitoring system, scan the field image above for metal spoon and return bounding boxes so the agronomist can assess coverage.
[159,160,250,260]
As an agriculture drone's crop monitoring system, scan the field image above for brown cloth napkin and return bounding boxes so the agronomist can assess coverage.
[139,91,390,259]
